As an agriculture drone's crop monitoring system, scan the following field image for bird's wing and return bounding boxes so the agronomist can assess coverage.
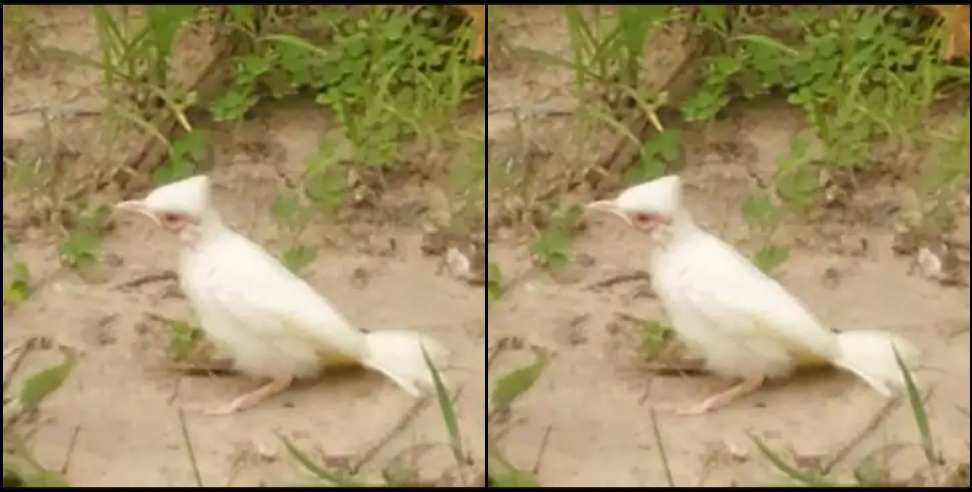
[198,232,366,358]
[671,234,836,356]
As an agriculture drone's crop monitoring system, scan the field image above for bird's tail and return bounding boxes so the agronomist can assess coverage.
[360,330,450,397]
[831,329,921,397]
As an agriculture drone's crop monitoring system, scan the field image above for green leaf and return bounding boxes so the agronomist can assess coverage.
[487,445,540,487]
[304,170,346,211]
[529,227,571,270]
[277,433,367,487]
[3,261,31,304]
[639,321,673,360]
[893,344,936,466]
[168,320,201,361]
[486,262,502,304]
[641,130,681,162]
[617,6,669,58]
[489,349,548,414]
[152,157,195,186]
[699,5,728,33]
[59,230,100,269]
[742,191,780,229]
[754,245,789,274]
[282,245,318,274]
[750,434,840,487]
[271,190,308,229]
[209,85,259,122]
[227,5,256,32]
[20,350,78,411]
[421,344,464,467]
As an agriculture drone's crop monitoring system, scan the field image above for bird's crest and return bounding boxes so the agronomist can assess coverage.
[615,175,683,215]
[143,175,212,217]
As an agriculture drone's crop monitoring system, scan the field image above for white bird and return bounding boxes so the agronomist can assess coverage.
[115,175,449,415]
[586,175,920,415]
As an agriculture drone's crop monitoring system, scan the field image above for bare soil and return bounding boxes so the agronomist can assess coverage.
[487,6,970,487]
[3,6,485,487]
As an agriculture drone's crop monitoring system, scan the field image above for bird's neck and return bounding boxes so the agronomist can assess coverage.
[648,210,699,253]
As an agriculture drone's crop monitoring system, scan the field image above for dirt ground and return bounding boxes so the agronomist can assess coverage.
[3,6,485,487]
[487,6,970,487]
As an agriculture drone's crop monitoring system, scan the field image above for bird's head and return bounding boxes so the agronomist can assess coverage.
[586,175,689,240]
[115,175,218,243]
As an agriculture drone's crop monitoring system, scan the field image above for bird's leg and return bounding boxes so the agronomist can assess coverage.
[677,376,765,416]
[202,375,294,416]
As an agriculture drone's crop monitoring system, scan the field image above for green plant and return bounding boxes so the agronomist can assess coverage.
[88,5,199,131]
[741,189,790,274]
[168,320,203,361]
[152,129,209,185]
[486,349,548,487]
[59,205,112,270]
[529,205,584,270]
[211,6,483,170]
[270,188,318,275]
[624,129,682,185]
[638,320,673,360]
[486,262,502,305]
[686,5,969,191]
[3,349,76,487]
[3,237,30,306]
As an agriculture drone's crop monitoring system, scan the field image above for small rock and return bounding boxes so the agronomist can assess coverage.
[253,438,278,462]
[445,247,472,279]
[350,267,369,289]
[822,267,842,288]
[725,440,749,462]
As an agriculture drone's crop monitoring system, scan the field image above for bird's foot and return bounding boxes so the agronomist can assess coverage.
[675,376,766,416]
[650,377,767,416]
[181,376,294,416]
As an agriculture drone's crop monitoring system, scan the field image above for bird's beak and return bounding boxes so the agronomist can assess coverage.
[586,199,632,225]
[114,200,160,225]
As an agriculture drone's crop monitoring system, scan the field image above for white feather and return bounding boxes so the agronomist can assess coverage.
[601,175,920,396]
[132,175,448,395]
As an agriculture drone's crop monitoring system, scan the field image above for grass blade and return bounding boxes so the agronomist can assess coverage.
[19,349,77,412]
[276,432,365,487]
[421,344,464,466]
[649,408,674,486]
[177,409,203,486]
[487,438,540,487]
[488,349,548,414]
[749,434,838,487]
[892,343,936,466]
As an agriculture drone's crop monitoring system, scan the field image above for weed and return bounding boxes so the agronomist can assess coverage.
[3,349,77,488]
[168,320,203,362]
[486,261,502,305]
[212,6,483,170]
[638,320,673,361]
[529,204,583,270]
[2,239,31,306]
[270,188,317,275]
[624,129,682,185]
[486,349,548,486]
[488,348,548,415]
[152,129,210,186]
[685,5,969,223]
[59,205,112,271]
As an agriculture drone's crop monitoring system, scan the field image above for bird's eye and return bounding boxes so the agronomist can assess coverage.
[161,213,181,224]
[633,213,654,224]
